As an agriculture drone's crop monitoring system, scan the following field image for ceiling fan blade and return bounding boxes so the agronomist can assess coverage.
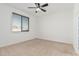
[40,8,46,12]
[35,3,40,7]
[41,3,48,7]
[35,3,38,7]
[28,7,37,8]
[38,3,40,7]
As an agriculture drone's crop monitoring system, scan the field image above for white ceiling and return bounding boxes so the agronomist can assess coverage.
[4,3,74,15]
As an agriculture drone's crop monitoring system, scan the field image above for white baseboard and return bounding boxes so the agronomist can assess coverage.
[0,38,35,48]
[0,37,73,48]
[37,37,73,45]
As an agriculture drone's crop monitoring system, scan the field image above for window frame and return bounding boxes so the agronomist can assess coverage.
[12,12,29,32]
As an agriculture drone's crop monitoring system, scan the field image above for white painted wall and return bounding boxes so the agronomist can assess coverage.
[0,3,74,47]
[36,4,74,44]
[0,4,36,47]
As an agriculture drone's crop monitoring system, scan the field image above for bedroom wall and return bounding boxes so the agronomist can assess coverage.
[36,4,74,44]
[0,4,36,47]
[0,3,74,47]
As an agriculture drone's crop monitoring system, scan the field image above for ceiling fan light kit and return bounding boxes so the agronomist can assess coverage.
[36,8,41,11]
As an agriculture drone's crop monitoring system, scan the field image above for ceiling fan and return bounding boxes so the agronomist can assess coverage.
[28,3,48,13]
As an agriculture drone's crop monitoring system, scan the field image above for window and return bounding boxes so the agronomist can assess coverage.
[12,13,29,32]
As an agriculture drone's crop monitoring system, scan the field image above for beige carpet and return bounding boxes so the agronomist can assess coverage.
[0,39,77,56]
